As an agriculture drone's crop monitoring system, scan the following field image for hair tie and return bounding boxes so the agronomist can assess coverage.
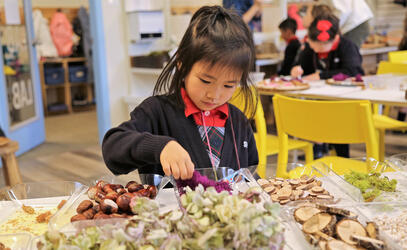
[316,20,332,42]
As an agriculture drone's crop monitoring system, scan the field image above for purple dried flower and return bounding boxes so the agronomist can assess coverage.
[176,171,232,194]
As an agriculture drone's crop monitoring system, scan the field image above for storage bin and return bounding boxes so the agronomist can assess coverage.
[44,66,64,85]
[68,65,88,83]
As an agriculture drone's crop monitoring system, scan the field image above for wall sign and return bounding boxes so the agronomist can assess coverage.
[6,73,36,127]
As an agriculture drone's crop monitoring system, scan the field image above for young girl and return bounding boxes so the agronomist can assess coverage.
[102,6,258,180]
[291,14,364,81]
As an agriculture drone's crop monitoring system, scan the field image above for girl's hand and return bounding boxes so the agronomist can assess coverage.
[291,66,304,78]
[160,141,194,180]
[303,72,320,81]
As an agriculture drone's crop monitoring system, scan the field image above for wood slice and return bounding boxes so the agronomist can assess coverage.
[336,219,367,245]
[294,206,321,223]
[326,240,357,250]
[317,205,351,217]
[365,222,378,239]
[351,235,384,250]
[257,179,269,186]
[303,213,334,234]
[319,240,328,250]
[311,186,325,193]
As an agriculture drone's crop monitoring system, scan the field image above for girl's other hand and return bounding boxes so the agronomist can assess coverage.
[160,141,195,180]
[291,66,304,78]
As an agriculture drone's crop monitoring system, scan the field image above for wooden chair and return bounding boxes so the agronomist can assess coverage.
[0,137,23,187]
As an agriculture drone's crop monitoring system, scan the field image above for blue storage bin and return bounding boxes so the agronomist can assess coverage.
[44,67,65,85]
[69,65,88,83]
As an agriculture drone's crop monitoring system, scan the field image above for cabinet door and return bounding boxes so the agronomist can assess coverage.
[0,0,45,154]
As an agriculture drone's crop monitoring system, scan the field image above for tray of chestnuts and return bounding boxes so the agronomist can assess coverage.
[48,173,169,231]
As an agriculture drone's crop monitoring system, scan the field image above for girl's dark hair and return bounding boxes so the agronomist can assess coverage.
[399,11,407,50]
[153,6,257,117]
[308,14,340,42]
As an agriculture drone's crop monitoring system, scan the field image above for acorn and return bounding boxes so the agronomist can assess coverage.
[127,183,144,193]
[71,214,87,222]
[76,200,93,214]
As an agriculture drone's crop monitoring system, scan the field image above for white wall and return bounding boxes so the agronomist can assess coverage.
[102,0,131,126]
[0,0,88,7]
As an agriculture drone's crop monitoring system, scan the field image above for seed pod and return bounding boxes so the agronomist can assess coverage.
[127,183,144,193]
[100,199,119,214]
[71,214,87,222]
[76,200,93,214]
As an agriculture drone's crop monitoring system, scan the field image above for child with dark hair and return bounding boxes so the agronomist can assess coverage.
[291,14,364,81]
[0,127,5,137]
[278,18,301,76]
[103,6,258,180]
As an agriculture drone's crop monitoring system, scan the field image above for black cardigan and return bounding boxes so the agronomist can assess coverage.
[278,38,301,76]
[298,37,364,79]
[102,94,259,175]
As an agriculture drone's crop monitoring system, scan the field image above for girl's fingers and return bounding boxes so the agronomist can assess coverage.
[186,159,195,179]
[162,161,171,176]
[171,163,180,179]
[179,161,189,180]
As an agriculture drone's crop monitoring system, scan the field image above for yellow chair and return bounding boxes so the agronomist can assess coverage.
[388,50,407,63]
[373,61,407,161]
[229,89,313,178]
[273,95,379,178]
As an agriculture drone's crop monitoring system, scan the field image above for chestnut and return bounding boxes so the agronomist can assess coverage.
[110,184,124,190]
[82,208,95,219]
[105,191,119,201]
[95,191,106,203]
[125,181,137,188]
[102,184,115,194]
[100,199,118,214]
[92,204,100,213]
[137,188,150,197]
[116,193,132,212]
[71,214,87,222]
[87,186,98,200]
[147,185,158,199]
[116,188,127,195]
[110,213,126,219]
[128,183,144,193]
[94,212,110,220]
[76,200,93,214]
[96,180,107,190]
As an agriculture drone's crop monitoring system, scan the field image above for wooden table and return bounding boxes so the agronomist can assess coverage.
[258,80,407,107]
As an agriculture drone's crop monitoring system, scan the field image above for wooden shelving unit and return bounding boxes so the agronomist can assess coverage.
[39,57,94,116]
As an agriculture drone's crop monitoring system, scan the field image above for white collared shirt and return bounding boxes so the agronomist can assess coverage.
[327,0,373,34]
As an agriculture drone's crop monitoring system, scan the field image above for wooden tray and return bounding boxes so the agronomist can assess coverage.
[325,79,365,87]
[257,80,310,91]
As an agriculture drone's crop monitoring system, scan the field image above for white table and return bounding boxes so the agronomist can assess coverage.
[259,80,407,107]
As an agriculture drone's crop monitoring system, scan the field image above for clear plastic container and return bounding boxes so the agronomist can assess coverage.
[49,173,169,231]
[254,162,360,206]
[0,233,31,250]
[0,181,86,237]
[349,202,407,249]
[287,203,402,250]
[314,158,407,203]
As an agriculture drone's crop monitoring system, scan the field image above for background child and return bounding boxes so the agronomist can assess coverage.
[278,18,301,76]
[102,6,259,180]
[291,13,364,81]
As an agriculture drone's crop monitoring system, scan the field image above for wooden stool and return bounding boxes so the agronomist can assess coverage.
[0,137,22,187]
